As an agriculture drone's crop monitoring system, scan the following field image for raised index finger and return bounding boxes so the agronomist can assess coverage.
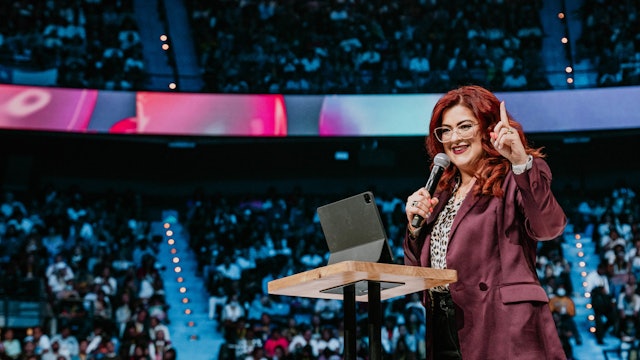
[500,101,509,126]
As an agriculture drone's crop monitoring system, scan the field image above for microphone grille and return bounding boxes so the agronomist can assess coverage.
[433,153,450,167]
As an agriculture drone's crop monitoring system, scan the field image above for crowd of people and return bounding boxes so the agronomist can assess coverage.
[187,0,549,94]
[0,0,146,90]
[0,174,640,359]
[574,0,640,87]
[578,184,640,347]
[1,0,638,94]
[0,187,174,360]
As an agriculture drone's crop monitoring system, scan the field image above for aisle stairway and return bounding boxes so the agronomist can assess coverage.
[538,0,596,89]
[133,0,203,92]
[562,229,623,360]
[132,0,176,90]
[153,210,224,360]
[160,0,204,92]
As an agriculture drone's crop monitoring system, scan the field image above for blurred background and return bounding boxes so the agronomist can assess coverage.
[0,1,639,360]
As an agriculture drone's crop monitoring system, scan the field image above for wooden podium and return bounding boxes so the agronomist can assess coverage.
[268,261,457,360]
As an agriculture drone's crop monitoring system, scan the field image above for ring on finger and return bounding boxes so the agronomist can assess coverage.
[412,201,418,207]
[507,128,514,134]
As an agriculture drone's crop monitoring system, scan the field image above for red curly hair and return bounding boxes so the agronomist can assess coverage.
[425,85,544,197]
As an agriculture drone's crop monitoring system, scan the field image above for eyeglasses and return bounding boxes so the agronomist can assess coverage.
[433,122,478,143]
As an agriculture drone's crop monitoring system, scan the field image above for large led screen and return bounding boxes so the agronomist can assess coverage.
[0,84,638,136]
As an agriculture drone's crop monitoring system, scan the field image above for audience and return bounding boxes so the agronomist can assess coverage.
[0,1,145,91]
[0,186,169,360]
[1,1,639,93]
[0,0,640,348]
[4,158,640,359]
[188,0,550,94]
[575,0,640,87]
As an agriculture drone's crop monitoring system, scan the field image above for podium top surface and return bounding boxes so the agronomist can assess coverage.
[268,261,457,302]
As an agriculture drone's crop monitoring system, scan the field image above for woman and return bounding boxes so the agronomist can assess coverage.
[404,85,567,359]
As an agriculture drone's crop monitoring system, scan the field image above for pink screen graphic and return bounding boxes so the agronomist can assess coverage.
[0,84,97,132]
[117,92,288,136]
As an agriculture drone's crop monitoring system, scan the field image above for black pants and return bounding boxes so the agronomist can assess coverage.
[555,313,582,344]
[430,291,462,360]
[592,288,619,342]
[593,302,618,342]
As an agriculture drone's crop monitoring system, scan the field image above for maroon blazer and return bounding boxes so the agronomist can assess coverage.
[404,158,567,360]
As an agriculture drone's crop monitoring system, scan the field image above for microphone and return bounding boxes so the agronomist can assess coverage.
[411,152,450,228]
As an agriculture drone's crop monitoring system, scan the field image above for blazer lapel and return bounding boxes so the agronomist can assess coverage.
[448,191,480,245]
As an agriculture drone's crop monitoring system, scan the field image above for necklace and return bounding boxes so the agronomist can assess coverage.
[455,178,475,202]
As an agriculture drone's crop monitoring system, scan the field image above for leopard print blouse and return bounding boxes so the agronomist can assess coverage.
[429,182,464,292]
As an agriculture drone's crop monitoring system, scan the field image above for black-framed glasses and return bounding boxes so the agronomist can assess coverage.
[433,122,479,143]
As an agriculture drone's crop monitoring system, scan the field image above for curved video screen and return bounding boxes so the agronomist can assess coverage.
[0,83,638,136]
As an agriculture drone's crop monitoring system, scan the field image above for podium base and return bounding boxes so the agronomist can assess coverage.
[268,261,457,360]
